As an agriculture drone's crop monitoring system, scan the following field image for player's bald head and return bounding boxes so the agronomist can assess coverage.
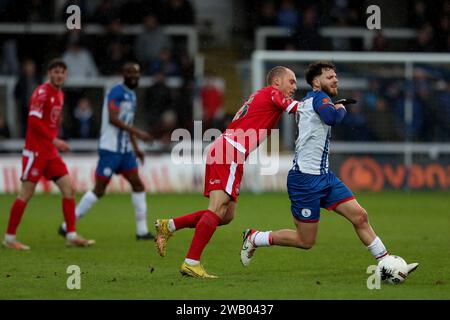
[266,66,289,85]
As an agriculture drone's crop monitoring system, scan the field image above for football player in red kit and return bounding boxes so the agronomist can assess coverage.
[154,66,299,278]
[3,59,94,250]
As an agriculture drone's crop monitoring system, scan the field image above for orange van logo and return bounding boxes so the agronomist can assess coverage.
[340,157,450,191]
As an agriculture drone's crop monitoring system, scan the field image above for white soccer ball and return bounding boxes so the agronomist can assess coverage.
[376,255,409,284]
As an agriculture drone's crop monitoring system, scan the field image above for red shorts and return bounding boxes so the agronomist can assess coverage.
[203,137,245,202]
[21,150,69,183]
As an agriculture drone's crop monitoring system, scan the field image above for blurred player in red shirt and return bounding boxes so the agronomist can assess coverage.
[3,59,94,250]
[154,66,299,278]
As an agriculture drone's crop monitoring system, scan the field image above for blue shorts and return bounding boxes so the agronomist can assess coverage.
[95,149,138,180]
[287,169,354,223]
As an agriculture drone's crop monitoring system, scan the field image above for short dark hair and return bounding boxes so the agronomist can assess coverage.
[122,61,140,73]
[47,58,67,71]
[305,61,336,87]
[266,66,287,85]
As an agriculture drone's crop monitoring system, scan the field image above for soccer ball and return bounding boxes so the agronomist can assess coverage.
[376,255,409,284]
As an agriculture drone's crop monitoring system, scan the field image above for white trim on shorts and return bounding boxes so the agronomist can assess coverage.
[225,161,238,196]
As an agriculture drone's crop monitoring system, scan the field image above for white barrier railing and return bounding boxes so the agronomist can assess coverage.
[255,26,417,50]
[0,23,198,57]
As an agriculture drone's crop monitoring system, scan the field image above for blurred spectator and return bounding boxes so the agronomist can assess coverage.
[296,6,321,50]
[151,110,178,145]
[146,73,173,127]
[366,98,402,141]
[14,59,41,136]
[0,116,11,139]
[277,0,300,29]
[62,39,99,78]
[178,50,195,82]
[435,15,450,52]
[412,23,436,51]
[372,32,387,51]
[120,0,163,24]
[147,48,180,76]
[201,76,225,130]
[409,0,429,28]
[97,20,131,75]
[436,82,450,140]
[1,39,20,75]
[256,1,277,26]
[91,0,119,25]
[339,91,371,140]
[134,14,172,72]
[173,81,194,130]
[385,81,406,133]
[72,97,95,138]
[161,0,195,25]
[363,79,381,110]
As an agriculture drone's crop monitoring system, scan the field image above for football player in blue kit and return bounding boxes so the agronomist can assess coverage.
[59,62,154,240]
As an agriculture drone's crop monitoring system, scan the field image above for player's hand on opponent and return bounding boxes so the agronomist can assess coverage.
[134,129,152,142]
[333,103,345,110]
[52,138,70,152]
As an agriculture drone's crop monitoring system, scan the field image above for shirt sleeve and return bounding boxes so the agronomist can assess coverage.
[28,114,53,141]
[28,87,47,119]
[271,88,298,114]
[313,91,347,126]
[107,86,123,111]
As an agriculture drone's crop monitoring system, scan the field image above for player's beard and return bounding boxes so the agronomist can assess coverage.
[125,78,139,89]
[322,84,338,97]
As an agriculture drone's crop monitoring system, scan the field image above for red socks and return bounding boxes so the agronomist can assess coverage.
[6,199,27,235]
[186,210,222,261]
[173,210,207,229]
[63,198,76,233]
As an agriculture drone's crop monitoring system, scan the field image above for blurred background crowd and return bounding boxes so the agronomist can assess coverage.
[0,0,449,147]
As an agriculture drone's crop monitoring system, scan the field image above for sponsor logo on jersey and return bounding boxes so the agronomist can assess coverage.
[209,179,221,185]
[322,98,330,104]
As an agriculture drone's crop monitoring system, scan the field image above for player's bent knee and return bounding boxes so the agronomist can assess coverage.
[219,215,233,226]
[61,185,75,198]
[353,207,369,227]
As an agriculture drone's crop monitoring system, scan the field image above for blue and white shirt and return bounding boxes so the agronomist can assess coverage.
[293,90,346,175]
[99,83,137,153]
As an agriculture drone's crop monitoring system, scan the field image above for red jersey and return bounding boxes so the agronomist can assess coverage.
[24,82,64,158]
[224,86,298,156]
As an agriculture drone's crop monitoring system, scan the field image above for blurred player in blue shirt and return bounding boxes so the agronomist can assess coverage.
[59,62,155,240]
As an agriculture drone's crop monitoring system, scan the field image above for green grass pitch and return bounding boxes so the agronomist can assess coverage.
[0,191,449,299]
